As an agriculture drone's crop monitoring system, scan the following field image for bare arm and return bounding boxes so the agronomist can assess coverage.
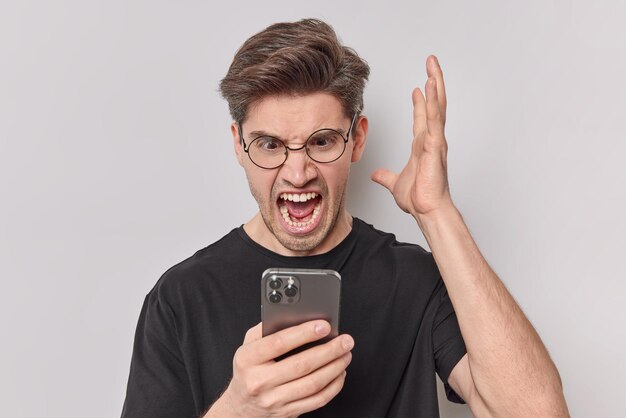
[417,204,568,417]
[372,55,569,417]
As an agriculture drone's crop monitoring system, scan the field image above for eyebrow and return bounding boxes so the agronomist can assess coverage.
[248,130,276,138]
[247,127,347,139]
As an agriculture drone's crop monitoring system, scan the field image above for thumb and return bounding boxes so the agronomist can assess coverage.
[371,168,397,193]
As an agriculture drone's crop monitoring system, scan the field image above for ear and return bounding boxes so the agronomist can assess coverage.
[231,122,244,167]
[350,115,368,163]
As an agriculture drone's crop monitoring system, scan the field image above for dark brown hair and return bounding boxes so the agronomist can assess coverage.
[219,18,370,124]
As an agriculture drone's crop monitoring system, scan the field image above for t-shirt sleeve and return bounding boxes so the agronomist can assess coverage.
[432,279,468,404]
[121,290,196,418]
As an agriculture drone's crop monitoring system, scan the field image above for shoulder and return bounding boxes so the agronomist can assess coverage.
[354,218,436,263]
[146,227,244,304]
[354,218,427,250]
[352,218,442,289]
[351,218,448,317]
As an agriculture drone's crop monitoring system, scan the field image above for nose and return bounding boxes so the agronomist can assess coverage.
[279,146,318,188]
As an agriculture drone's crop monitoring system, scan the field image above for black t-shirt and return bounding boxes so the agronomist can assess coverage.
[121,218,467,417]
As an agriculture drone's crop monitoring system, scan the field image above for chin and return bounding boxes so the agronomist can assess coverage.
[263,203,338,254]
[272,215,332,253]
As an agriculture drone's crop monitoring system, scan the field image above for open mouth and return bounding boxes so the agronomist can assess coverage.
[277,192,323,233]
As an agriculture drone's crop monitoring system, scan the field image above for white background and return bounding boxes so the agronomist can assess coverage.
[1,1,625,417]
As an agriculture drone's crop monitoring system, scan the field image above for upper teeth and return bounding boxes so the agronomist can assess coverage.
[280,192,318,202]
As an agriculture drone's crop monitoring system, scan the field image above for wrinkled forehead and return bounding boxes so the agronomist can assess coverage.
[243,93,348,140]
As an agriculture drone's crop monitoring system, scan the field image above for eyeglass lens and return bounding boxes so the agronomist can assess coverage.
[248,129,346,169]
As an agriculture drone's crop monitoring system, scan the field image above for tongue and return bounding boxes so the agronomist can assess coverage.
[284,197,320,219]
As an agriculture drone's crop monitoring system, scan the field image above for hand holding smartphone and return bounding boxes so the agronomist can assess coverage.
[209,270,348,416]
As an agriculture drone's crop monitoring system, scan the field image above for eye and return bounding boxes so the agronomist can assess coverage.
[253,137,284,152]
[307,131,341,149]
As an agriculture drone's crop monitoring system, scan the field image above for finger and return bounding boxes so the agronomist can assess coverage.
[371,168,398,193]
[273,351,352,405]
[426,55,447,125]
[425,77,445,139]
[243,322,263,344]
[282,370,347,416]
[412,87,427,139]
[268,334,354,386]
[242,320,331,365]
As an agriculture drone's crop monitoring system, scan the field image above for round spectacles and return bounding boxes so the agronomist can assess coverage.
[238,114,357,169]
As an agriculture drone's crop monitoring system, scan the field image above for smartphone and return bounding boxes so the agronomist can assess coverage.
[261,267,341,359]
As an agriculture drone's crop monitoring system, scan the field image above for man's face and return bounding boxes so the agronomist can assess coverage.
[232,93,367,255]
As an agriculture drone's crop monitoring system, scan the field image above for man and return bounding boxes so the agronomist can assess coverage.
[121,19,569,417]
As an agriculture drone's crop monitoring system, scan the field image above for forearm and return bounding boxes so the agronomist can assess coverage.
[416,204,568,416]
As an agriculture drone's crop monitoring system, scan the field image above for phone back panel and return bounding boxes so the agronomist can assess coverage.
[261,267,341,344]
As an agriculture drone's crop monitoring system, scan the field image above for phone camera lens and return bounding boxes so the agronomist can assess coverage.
[284,284,298,297]
[269,290,282,303]
[269,278,282,290]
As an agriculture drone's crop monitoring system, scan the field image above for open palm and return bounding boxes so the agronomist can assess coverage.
[372,55,454,218]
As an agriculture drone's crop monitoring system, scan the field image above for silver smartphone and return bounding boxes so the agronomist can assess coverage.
[261,267,341,358]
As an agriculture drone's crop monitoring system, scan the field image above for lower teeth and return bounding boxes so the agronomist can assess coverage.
[280,202,321,227]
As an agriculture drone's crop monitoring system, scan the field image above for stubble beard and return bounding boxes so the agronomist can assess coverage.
[248,178,348,253]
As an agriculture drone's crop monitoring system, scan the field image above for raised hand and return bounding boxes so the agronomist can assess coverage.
[371,55,454,219]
